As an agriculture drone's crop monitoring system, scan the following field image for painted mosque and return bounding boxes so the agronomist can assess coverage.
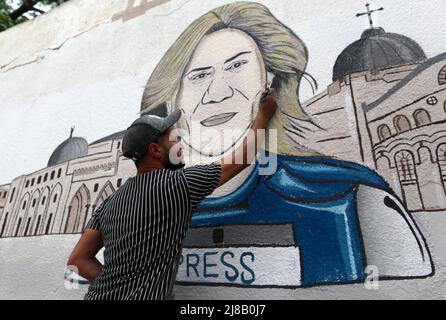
[1,23,446,239]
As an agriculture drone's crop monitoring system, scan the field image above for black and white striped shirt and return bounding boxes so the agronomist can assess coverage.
[83,163,221,300]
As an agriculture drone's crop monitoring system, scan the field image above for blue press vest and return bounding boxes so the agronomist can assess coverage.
[190,154,390,286]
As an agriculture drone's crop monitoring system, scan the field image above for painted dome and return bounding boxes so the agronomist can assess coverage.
[333,27,426,82]
[48,130,88,167]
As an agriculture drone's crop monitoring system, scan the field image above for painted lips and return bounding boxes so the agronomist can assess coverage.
[200,112,238,127]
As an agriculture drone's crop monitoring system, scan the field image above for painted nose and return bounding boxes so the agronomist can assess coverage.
[201,76,234,104]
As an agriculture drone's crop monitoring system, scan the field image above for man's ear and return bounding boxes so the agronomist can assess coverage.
[148,143,162,159]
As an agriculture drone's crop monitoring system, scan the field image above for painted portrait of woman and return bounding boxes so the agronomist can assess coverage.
[139,2,433,287]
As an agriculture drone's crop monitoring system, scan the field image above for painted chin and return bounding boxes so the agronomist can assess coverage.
[184,108,254,155]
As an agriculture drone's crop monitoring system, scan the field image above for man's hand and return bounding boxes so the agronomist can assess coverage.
[67,228,103,283]
[258,89,278,120]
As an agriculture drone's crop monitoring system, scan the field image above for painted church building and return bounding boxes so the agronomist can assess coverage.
[305,27,446,211]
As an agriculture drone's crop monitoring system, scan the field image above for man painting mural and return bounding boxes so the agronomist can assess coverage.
[68,89,280,299]
[141,2,433,286]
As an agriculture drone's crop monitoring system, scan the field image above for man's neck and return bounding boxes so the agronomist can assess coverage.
[136,161,165,175]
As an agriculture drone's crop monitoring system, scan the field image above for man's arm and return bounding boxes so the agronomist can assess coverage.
[67,228,103,282]
[218,89,278,187]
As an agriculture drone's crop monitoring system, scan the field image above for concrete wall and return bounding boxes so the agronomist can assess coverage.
[1,0,445,299]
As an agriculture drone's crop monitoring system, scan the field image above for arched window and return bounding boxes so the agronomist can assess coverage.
[31,178,35,187]
[15,218,22,237]
[117,141,121,149]
[94,184,99,192]
[117,179,122,188]
[45,214,53,235]
[438,144,446,161]
[395,150,417,185]
[32,198,36,207]
[418,147,432,163]
[413,109,431,127]
[438,65,446,85]
[377,124,392,142]
[2,191,6,199]
[57,168,62,178]
[34,215,42,235]
[65,184,91,233]
[37,176,41,184]
[437,144,446,182]
[25,180,29,188]
[44,173,48,182]
[22,201,27,210]
[81,204,91,231]
[41,196,46,205]
[24,217,32,236]
[50,171,55,180]
[53,194,58,203]
[1,213,9,237]
[393,115,412,133]
[9,188,15,203]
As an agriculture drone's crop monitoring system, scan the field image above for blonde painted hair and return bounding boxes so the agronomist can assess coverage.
[141,1,318,156]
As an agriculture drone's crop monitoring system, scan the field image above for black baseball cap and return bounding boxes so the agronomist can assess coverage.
[122,109,182,162]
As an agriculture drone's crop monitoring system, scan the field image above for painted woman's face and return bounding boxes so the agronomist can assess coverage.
[176,28,266,156]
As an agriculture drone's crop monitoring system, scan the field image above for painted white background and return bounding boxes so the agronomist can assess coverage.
[1,212,444,299]
[0,0,445,185]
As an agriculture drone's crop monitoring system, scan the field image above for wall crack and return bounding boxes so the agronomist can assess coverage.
[1,23,106,73]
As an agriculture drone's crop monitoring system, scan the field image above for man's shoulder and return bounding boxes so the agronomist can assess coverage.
[134,169,190,191]
[135,169,181,181]
[182,163,221,175]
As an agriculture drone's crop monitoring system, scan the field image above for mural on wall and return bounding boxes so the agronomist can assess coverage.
[1,0,445,291]
[0,129,130,240]
[139,2,434,287]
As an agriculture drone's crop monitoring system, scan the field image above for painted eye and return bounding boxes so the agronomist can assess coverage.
[188,71,213,83]
[225,60,248,72]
